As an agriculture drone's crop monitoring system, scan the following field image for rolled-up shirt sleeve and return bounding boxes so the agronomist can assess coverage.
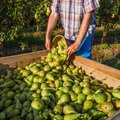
[51,0,60,13]
[83,0,100,14]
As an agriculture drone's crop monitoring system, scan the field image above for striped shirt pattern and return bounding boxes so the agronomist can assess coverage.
[51,0,100,41]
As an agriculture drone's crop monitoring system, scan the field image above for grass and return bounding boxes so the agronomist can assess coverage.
[4,27,120,49]
[102,55,120,70]
[4,31,45,48]
[94,28,120,39]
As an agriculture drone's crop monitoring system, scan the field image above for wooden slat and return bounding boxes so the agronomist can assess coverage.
[0,50,48,74]
[0,50,48,64]
[70,55,120,80]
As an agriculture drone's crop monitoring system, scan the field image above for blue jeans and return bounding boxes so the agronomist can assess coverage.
[69,35,94,59]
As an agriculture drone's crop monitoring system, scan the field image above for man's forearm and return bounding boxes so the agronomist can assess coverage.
[75,11,93,46]
[46,12,59,39]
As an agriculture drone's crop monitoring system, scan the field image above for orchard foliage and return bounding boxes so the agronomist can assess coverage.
[96,0,120,43]
[0,0,120,45]
[0,0,51,42]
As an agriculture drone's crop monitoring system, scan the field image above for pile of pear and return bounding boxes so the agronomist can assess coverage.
[0,39,120,120]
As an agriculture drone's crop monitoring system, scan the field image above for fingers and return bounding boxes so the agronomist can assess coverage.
[45,39,51,50]
[46,43,51,50]
[67,47,72,56]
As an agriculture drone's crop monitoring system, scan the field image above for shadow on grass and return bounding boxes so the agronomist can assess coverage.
[101,54,120,70]
[4,32,45,49]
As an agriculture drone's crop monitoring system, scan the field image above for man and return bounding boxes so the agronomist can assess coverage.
[45,0,100,59]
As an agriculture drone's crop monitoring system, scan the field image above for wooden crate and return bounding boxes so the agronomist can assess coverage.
[0,50,120,119]
[0,50,120,89]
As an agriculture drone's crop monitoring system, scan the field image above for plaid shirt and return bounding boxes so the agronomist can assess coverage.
[51,0,100,41]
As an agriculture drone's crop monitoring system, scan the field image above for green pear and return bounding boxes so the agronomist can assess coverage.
[32,93,40,99]
[69,91,77,101]
[86,94,94,101]
[6,91,15,99]
[52,47,58,54]
[0,99,5,111]
[62,74,73,82]
[40,83,48,89]
[54,105,63,114]
[53,115,64,120]
[30,66,39,74]
[7,109,20,119]
[74,86,82,94]
[47,52,53,59]
[108,110,116,117]
[39,77,45,83]
[55,80,63,88]
[74,80,80,85]
[63,81,72,87]
[5,104,15,114]
[64,114,81,120]
[63,105,77,114]
[4,100,12,108]
[37,70,45,78]
[15,99,22,110]
[26,112,34,120]
[46,72,54,81]
[69,64,75,70]
[31,99,44,111]
[27,74,35,82]
[93,93,106,104]
[90,79,99,86]
[72,84,79,91]
[77,93,86,104]
[36,63,42,68]
[66,68,72,75]
[83,100,93,110]
[101,102,114,114]
[72,67,79,75]
[57,94,70,105]
[56,66,62,71]
[52,69,59,73]
[41,89,53,97]
[112,89,120,99]
[44,65,51,71]
[58,87,70,93]
[33,76,40,83]
[30,83,39,91]
[105,91,112,102]
[99,116,108,120]
[82,87,91,95]
[55,91,64,100]
[80,81,90,87]
[63,64,67,71]
[0,112,6,120]
[22,70,31,77]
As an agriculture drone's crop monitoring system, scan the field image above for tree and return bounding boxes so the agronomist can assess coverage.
[0,0,48,56]
[96,0,120,43]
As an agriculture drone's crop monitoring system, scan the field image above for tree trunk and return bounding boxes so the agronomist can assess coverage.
[0,41,6,57]
[36,22,39,34]
[101,28,107,44]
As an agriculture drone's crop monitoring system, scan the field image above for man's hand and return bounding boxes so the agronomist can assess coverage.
[67,11,93,56]
[67,42,80,56]
[45,37,51,50]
